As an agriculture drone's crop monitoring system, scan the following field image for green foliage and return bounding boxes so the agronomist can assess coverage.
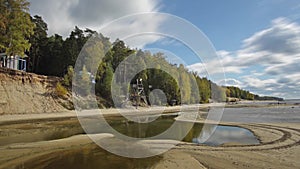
[63,65,74,86]
[141,68,180,106]
[13,11,269,106]
[29,25,111,77]
[36,34,64,76]
[82,35,105,73]
[0,0,35,56]
[224,86,284,101]
[77,65,91,96]
[62,26,88,69]
[28,15,48,72]
[195,77,211,103]
[55,82,68,97]
[0,0,274,109]
[111,40,134,71]
[211,82,226,102]
[225,86,255,100]
[178,64,191,104]
[97,64,113,101]
[254,95,283,101]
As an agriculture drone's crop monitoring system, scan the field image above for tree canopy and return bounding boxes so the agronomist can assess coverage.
[0,0,35,56]
[25,21,270,106]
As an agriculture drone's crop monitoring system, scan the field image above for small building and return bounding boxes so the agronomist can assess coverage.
[0,53,27,71]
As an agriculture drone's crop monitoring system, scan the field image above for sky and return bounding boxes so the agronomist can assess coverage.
[28,0,300,99]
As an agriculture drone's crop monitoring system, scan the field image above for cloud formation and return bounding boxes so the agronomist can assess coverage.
[28,0,162,40]
[189,17,300,99]
[68,0,159,25]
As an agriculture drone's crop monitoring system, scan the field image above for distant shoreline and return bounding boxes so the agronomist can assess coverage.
[1,101,299,125]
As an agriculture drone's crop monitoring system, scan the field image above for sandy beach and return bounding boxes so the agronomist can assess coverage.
[0,104,299,169]
[1,0,299,168]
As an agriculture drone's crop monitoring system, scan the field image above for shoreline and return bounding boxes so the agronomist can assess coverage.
[0,121,299,169]
[0,103,215,124]
[1,101,297,125]
[0,104,299,168]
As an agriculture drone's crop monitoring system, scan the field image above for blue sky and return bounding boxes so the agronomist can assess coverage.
[28,0,300,99]
[161,0,300,51]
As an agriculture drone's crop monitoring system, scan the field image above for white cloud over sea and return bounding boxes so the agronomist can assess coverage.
[188,17,300,99]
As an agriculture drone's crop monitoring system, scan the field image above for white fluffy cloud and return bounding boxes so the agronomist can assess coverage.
[189,17,300,99]
[28,0,162,41]
[238,18,300,98]
[218,78,244,88]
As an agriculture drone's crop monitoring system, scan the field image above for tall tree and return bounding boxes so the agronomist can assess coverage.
[28,15,48,72]
[0,0,35,56]
[37,34,64,76]
[196,77,211,103]
[97,64,113,104]
[178,64,191,104]
[62,26,87,70]
[111,39,134,71]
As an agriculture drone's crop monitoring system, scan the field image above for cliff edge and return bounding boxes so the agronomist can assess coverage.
[0,68,70,114]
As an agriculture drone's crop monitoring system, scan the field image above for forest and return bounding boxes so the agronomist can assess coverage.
[0,0,283,108]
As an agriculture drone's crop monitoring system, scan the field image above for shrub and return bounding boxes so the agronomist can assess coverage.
[63,65,74,86]
[55,82,68,97]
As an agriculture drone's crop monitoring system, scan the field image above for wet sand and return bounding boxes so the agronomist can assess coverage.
[175,122,300,169]
[0,104,299,169]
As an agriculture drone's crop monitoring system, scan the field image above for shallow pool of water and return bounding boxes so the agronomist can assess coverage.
[193,125,260,146]
[18,144,162,169]
[82,114,260,146]
[11,113,260,169]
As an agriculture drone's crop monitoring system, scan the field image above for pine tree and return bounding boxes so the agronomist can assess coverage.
[99,64,113,100]
[28,15,48,72]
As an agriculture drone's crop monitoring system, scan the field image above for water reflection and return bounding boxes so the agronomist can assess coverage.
[11,114,260,169]
[19,144,161,169]
[195,125,260,146]
[83,114,259,146]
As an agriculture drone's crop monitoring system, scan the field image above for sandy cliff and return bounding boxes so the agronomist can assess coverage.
[0,68,69,114]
